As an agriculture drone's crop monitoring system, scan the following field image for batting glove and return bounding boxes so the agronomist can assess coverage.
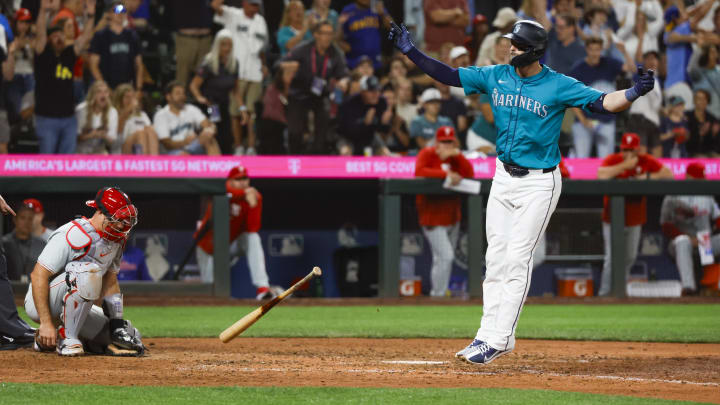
[388,22,415,54]
[625,67,655,101]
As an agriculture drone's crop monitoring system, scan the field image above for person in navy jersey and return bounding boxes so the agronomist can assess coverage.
[569,37,635,158]
[337,0,391,70]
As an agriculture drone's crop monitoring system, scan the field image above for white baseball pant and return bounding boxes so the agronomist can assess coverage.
[668,233,720,291]
[476,161,561,351]
[599,224,641,296]
[421,223,460,297]
[196,232,269,288]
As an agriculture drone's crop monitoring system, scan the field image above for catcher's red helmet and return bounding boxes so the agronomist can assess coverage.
[86,187,138,242]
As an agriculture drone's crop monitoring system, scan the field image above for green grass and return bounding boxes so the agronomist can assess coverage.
[19,304,720,342]
[0,384,711,405]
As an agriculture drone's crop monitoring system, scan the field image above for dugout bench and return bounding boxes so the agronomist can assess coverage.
[379,178,720,298]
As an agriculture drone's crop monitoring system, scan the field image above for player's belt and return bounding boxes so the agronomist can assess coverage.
[503,162,556,178]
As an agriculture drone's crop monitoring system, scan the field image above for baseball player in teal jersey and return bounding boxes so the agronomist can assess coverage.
[389,20,655,364]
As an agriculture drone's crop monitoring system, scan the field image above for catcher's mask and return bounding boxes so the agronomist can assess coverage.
[86,187,138,243]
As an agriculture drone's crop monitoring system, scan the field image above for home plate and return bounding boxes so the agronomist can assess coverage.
[382,360,447,365]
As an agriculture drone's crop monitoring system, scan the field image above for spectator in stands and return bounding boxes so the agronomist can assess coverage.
[337,0,391,70]
[614,0,663,63]
[686,89,720,158]
[403,0,424,48]
[75,80,118,154]
[476,34,511,67]
[7,9,35,120]
[113,83,158,155]
[477,7,517,67]
[306,0,338,32]
[660,96,690,158]
[258,63,294,155]
[352,54,375,79]
[690,45,720,119]
[540,14,586,76]
[447,46,470,101]
[423,0,469,54]
[435,81,467,138]
[466,92,496,155]
[466,14,489,64]
[596,133,673,296]
[34,0,96,155]
[211,0,268,156]
[580,6,622,60]
[0,25,13,154]
[337,75,391,155]
[189,29,243,155]
[153,81,220,156]
[281,20,348,154]
[1,203,45,281]
[569,36,635,158]
[52,0,85,102]
[379,56,413,94]
[627,51,663,156]
[22,198,54,242]
[88,2,142,91]
[124,0,150,31]
[376,87,410,156]
[664,5,702,107]
[410,88,454,150]
[173,0,213,87]
[393,77,417,130]
[277,0,311,58]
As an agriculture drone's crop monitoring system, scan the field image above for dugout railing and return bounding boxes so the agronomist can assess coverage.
[2,177,232,297]
[379,178,720,298]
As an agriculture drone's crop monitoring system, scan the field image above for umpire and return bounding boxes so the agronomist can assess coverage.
[0,194,35,350]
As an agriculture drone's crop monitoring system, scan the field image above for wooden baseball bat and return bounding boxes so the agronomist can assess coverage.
[219,266,322,343]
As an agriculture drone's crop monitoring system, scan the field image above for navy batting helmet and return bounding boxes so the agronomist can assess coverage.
[503,20,548,67]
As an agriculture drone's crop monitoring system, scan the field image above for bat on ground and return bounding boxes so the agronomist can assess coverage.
[219,266,322,343]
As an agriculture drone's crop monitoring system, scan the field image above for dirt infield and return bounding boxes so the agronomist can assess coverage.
[5,338,719,403]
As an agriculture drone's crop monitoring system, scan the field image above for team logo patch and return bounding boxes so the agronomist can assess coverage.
[513,24,521,34]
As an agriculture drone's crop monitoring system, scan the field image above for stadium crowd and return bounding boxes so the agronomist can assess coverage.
[0,0,717,158]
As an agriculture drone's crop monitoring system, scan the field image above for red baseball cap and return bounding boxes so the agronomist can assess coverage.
[686,162,705,179]
[473,14,488,25]
[620,133,640,150]
[15,8,31,22]
[23,198,43,213]
[436,126,457,142]
[227,166,248,180]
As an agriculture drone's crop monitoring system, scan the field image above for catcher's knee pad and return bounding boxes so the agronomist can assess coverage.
[673,234,692,249]
[65,262,103,301]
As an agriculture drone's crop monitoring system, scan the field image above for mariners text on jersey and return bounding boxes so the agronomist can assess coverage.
[459,64,602,169]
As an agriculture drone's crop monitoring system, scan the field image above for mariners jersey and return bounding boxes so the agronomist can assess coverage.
[458,64,603,169]
[36,217,124,276]
[197,188,263,254]
[660,195,720,237]
[415,147,474,226]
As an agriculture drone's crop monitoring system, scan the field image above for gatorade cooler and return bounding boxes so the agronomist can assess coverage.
[399,277,422,296]
[554,268,593,297]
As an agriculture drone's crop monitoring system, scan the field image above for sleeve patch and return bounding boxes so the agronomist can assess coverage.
[66,221,92,250]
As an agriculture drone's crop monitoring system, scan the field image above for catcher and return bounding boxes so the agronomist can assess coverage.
[24,187,145,356]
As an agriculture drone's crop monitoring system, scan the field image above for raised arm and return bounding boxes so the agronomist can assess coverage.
[74,0,97,55]
[34,0,59,54]
[388,22,461,87]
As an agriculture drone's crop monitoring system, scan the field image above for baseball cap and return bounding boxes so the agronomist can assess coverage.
[493,7,518,28]
[228,166,249,180]
[686,162,705,179]
[620,133,640,150]
[449,46,469,61]
[668,95,685,107]
[436,126,457,142]
[419,88,442,104]
[15,8,31,22]
[473,14,488,26]
[360,75,380,91]
[664,5,679,24]
[23,198,43,213]
[46,22,63,36]
[246,0,262,5]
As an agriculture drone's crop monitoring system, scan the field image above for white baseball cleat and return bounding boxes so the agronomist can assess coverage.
[455,339,483,358]
[57,338,84,357]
